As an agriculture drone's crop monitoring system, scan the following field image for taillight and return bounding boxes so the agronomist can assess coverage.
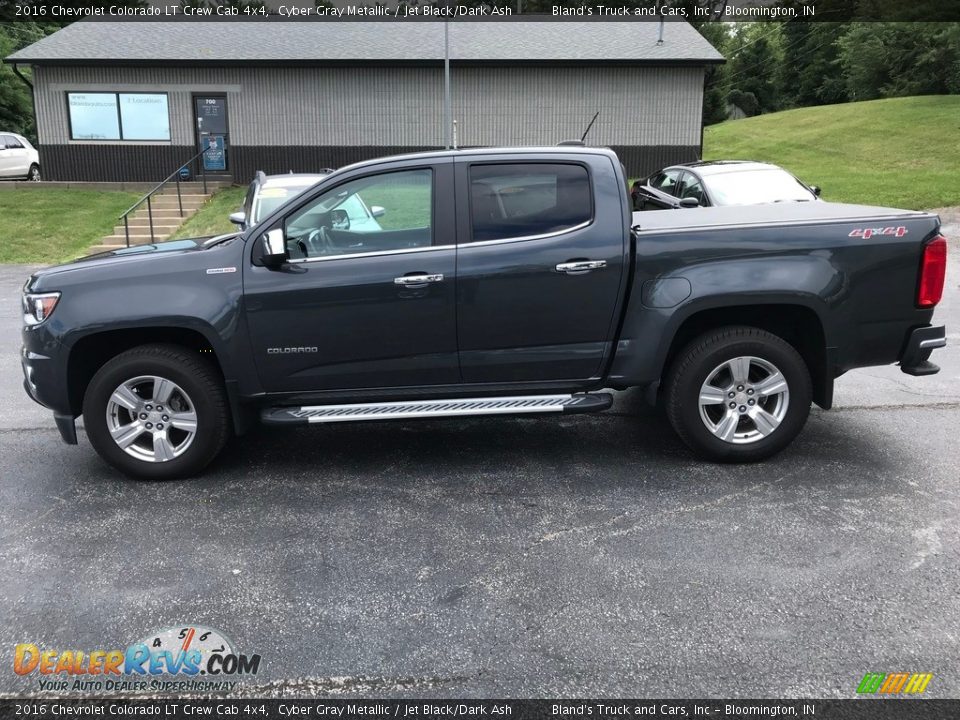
[917,235,947,308]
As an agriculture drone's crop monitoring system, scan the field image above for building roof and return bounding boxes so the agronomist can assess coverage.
[6,20,724,65]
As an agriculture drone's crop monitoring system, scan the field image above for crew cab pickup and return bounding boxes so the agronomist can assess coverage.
[21,147,948,479]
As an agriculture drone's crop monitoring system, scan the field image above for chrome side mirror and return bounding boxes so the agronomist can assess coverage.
[370,205,386,218]
[229,211,246,226]
[260,229,288,267]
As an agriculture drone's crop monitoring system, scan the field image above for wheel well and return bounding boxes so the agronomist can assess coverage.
[66,328,221,415]
[662,304,830,408]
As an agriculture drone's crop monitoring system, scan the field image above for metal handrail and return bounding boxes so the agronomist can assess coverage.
[119,141,221,248]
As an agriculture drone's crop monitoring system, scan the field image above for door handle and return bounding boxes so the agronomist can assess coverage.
[394,273,444,286]
[556,260,607,274]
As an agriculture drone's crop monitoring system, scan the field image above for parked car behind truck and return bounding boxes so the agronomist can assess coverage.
[632,160,819,211]
[21,147,947,479]
[229,171,330,231]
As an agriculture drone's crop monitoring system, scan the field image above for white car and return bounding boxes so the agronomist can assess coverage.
[230,172,332,231]
[230,171,385,234]
[0,133,41,181]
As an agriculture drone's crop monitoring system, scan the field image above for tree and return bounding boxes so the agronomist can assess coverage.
[779,22,848,108]
[696,21,730,124]
[0,23,60,141]
[837,22,960,100]
[725,24,782,114]
[727,88,758,117]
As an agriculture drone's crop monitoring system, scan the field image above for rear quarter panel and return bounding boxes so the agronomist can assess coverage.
[610,206,941,386]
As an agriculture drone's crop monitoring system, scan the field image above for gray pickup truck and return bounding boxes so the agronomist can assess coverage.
[21,147,947,479]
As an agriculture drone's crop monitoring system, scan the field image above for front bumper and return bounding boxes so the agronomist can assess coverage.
[22,327,77,444]
[899,325,946,376]
[21,346,51,407]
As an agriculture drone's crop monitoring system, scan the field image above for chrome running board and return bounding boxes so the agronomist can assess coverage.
[261,393,612,425]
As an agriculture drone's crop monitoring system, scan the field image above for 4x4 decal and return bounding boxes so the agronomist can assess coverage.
[849,226,908,239]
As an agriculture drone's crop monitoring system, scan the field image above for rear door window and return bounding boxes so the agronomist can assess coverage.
[467,163,592,243]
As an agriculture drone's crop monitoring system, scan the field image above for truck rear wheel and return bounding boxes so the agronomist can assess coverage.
[665,326,812,462]
[82,344,229,480]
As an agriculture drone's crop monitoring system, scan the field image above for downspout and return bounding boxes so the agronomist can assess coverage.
[10,63,39,148]
[11,62,33,91]
[699,67,706,160]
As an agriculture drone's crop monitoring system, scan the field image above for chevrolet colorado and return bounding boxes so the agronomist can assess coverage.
[21,147,948,479]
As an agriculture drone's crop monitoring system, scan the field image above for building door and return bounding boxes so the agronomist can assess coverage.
[193,96,229,173]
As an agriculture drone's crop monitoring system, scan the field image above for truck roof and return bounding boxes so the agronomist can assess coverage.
[335,146,621,174]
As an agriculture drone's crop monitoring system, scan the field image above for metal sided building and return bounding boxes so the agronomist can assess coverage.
[6,21,724,183]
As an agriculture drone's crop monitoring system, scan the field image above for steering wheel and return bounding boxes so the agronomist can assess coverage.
[303,228,334,257]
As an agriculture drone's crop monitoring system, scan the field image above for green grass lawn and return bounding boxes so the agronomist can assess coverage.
[170,186,246,240]
[703,95,960,210]
[0,189,138,264]
[357,184,431,229]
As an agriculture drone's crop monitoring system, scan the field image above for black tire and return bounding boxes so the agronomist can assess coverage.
[82,344,230,480]
[665,326,812,462]
[27,164,41,181]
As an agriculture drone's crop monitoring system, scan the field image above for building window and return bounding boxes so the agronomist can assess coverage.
[468,163,593,243]
[67,92,170,141]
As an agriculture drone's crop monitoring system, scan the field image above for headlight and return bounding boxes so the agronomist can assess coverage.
[23,291,60,326]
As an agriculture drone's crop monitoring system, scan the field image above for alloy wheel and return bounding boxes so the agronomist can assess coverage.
[697,356,790,444]
[105,375,198,462]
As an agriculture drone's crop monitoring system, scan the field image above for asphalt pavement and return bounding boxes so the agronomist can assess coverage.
[1,218,958,698]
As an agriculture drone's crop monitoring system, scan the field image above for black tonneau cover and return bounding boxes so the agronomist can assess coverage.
[633,201,933,233]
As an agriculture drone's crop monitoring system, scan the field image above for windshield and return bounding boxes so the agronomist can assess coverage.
[705,169,815,206]
[251,182,318,224]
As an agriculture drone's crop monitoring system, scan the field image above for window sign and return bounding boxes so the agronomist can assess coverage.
[118,94,171,141]
[202,135,227,171]
[67,93,121,140]
[67,92,170,141]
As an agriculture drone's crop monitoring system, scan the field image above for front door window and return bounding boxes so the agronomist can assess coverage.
[283,169,433,260]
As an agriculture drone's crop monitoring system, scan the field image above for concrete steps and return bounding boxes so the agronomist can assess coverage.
[90,181,233,254]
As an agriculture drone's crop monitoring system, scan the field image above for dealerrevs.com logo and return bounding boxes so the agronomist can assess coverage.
[14,625,262,693]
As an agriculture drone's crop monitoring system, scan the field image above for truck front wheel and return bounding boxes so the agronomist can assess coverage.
[665,326,812,462]
[82,344,230,480]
